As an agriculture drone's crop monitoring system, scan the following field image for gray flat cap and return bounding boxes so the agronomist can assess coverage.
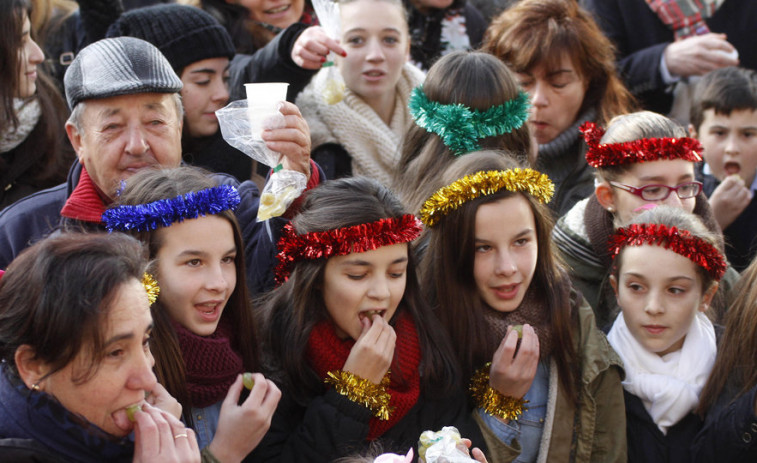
[64,37,183,109]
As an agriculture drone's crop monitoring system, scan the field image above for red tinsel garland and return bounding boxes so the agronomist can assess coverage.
[580,121,703,168]
[275,215,423,284]
[609,223,727,281]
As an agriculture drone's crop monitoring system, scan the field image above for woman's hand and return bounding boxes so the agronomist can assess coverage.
[459,438,488,463]
[206,373,282,463]
[262,102,312,178]
[291,26,347,70]
[132,403,200,463]
[342,314,396,384]
[489,324,540,399]
[145,382,182,420]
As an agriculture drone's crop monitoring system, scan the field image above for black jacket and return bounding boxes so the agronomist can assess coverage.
[249,386,486,462]
[583,0,757,115]
[692,385,757,462]
[0,439,65,463]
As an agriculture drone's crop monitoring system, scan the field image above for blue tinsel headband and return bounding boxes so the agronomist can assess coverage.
[102,185,241,232]
[408,86,531,155]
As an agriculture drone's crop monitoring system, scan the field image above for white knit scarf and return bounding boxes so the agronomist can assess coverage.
[0,98,41,153]
[607,311,716,435]
[297,63,425,186]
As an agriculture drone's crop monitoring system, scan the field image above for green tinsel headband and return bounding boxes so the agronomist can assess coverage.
[408,86,531,155]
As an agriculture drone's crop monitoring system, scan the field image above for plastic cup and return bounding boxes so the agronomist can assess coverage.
[245,82,289,109]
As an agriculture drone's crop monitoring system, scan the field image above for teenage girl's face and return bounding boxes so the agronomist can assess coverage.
[516,53,588,145]
[473,195,538,313]
[338,0,409,109]
[156,215,237,337]
[604,159,697,225]
[17,15,44,98]
[39,279,156,437]
[322,243,408,340]
[612,245,714,356]
[236,0,304,29]
[180,57,230,138]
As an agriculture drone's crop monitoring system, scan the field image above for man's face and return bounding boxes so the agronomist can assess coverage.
[66,93,183,198]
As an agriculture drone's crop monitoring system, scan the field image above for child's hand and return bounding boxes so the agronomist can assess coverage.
[207,373,282,463]
[343,313,396,384]
[459,438,489,463]
[132,403,200,463]
[291,26,347,70]
[145,382,182,420]
[489,324,540,400]
[709,174,752,230]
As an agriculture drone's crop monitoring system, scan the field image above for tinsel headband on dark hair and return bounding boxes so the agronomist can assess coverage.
[275,215,423,285]
[609,223,726,281]
[102,185,241,232]
[580,121,703,168]
[409,86,531,155]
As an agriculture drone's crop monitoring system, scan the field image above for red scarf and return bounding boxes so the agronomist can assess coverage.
[645,0,720,39]
[60,167,109,223]
[172,317,243,408]
[306,312,421,440]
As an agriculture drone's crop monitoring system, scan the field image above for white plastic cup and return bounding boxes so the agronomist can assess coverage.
[244,82,289,108]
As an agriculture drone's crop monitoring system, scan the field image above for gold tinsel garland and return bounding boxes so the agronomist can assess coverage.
[469,362,528,421]
[420,169,554,227]
[142,273,160,305]
[324,370,393,420]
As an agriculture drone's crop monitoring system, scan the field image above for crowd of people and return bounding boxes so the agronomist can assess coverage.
[0,0,756,462]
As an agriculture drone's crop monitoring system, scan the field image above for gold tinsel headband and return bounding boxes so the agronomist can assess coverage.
[420,169,554,227]
[142,273,160,305]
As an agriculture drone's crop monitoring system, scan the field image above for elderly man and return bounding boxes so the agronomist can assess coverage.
[0,37,318,292]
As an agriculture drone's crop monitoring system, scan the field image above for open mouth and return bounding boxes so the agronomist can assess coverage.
[359,309,386,321]
[265,4,290,14]
[724,161,741,176]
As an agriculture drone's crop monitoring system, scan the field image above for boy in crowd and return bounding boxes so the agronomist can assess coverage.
[689,67,757,271]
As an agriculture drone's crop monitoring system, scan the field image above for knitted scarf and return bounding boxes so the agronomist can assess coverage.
[60,167,110,224]
[0,366,134,463]
[645,0,723,39]
[607,312,716,434]
[172,317,243,408]
[481,288,554,360]
[0,98,40,153]
[306,311,422,440]
[296,63,425,187]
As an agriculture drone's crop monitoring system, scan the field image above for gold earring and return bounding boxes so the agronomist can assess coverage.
[607,207,615,213]
[31,383,40,391]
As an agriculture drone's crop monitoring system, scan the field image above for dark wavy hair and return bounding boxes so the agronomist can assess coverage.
[0,233,148,383]
[420,151,579,402]
[257,176,461,404]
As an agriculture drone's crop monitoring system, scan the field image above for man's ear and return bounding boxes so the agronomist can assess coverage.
[14,345,50,390]
[65,121,85,165]
[595,181,616,213]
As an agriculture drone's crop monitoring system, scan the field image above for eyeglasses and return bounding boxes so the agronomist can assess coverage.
[609,181,703,201]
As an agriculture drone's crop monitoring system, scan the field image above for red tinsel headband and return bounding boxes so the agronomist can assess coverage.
[275,215,423,285]
[580,121,703,168]
[609,223,726,281]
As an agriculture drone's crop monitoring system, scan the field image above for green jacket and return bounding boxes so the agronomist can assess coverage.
[476,297,627,463]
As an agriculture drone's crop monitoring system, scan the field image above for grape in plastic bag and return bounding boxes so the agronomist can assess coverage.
[418,427,477,463]
[216,99,308,221]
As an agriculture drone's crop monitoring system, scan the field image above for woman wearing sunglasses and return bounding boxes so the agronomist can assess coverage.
[552,111,739,328]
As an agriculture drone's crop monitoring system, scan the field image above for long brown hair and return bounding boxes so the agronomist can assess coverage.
[481,0,635,126]
[257,176,460,404]
[421,151,578,401]
[394,51,532,214]
[110,167,259,425]
[0,0,72,187]
[698,257,757,415]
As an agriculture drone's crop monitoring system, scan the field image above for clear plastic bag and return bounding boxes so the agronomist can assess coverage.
[418,427,477,463]
[312,0,345,104]
[216,99,308,221]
